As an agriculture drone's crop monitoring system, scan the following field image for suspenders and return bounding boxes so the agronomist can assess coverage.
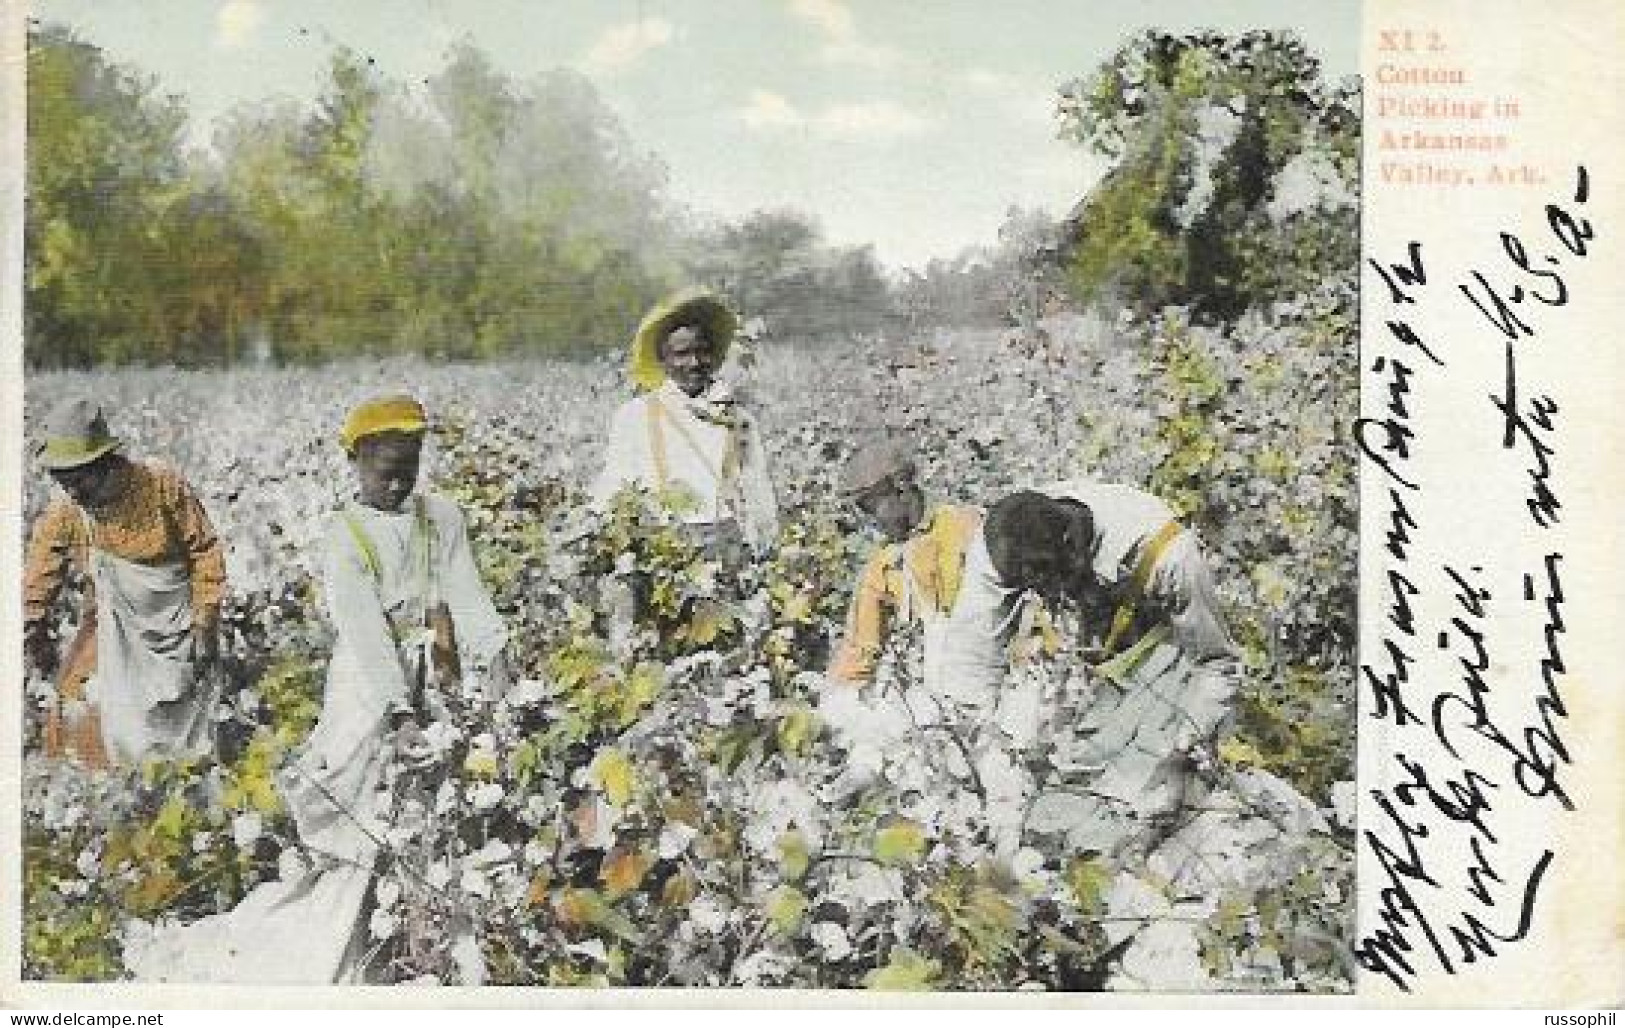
[644,395,742,513]
[1098,519,1183,660]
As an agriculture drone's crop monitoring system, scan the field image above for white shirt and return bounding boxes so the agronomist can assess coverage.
[1039,478,1234,661]
[931,479,1236,698]
[590,381,779,547]
[302,493,507,779]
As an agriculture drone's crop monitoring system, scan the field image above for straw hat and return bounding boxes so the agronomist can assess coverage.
[340,394,429,453]
[839,437,917,497]
[628,289,739,391]
[37,398,122,470]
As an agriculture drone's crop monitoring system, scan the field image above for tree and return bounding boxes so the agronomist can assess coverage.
[685,210,900,339]
[1054,30,1358,321]
[26,23,188,364]
[211,42,685,360]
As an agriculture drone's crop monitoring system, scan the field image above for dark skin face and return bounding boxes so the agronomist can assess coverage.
[659,325,720,397]
[352,432,423,512]
[50,453,127,512]
[853,474,927,543]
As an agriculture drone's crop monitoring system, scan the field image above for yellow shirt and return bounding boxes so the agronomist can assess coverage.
[830,504,982,684]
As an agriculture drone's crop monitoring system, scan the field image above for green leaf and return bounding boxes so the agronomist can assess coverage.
[775,705,818,758]
[684,600,735,646]
[590,747,637,807]
[509,738,541,787]
[152,793,189,840]
[776,830,810,881]
[872,820,926,867]
[555,887,645,945]
[1218,736,1266,769]
[621,662,664,716]
[1066,855,1112,913]
[863,947,940,991]
[766,886,807,935]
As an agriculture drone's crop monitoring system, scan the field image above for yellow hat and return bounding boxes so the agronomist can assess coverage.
[37,398,122,470]
[628,289,738,391]
[340,394,429,453]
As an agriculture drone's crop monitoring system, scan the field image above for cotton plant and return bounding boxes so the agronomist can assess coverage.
[24,317,1354,990]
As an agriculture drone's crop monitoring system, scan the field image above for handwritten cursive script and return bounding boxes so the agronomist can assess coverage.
[1355,167,1591,992]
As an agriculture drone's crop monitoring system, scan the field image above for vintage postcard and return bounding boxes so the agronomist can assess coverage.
[0,0,1618,1010]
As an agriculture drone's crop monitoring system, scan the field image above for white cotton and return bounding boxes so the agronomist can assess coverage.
[810,921,853,961]
[658,822,699,860]
[450,932,487,986]
[566,939,608,963]
[231,811,263,849]
[459,865,492,900]
[1329,779,1357,830]
[368,909,400,941]
[687,896,729,935]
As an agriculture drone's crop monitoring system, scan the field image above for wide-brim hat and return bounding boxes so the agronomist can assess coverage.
[629,289,738,392]
[37,398,122,470]
[340,394,430,453]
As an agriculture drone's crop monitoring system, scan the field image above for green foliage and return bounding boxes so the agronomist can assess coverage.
[1129,287,1357,799]
[864,947,942,991]
[1231,666,1347,805]
[684,209,893,339]
[1054,30,1359,320]
[22,753,293,981]
[25,27,683,365]
[20,327,1355,988]
[24,23,258,366]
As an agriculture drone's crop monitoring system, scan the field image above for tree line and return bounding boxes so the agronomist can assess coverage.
[26,23,1355,367]
[27,24,1036,368]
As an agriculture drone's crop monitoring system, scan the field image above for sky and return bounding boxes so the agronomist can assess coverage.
[29,0,1360,270]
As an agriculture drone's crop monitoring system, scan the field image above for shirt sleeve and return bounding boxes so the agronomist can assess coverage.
[22,500,83,628]
[169,474,227,627]
[926,531,1019,697]
[432,497,508,674]
[322,515,411,718]
[589,400,646,509]
[1147,532,1236,663]
[829,548,897,685]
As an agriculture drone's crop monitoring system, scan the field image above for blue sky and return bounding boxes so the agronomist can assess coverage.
[31,0,1360,269]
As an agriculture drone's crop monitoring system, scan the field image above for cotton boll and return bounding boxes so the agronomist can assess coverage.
[368,908,400,941]
[810,921,852,961]
[658,822,698,859]
[231,811,263,849]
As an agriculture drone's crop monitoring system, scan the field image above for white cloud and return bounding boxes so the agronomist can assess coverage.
[581,17,675,75]
[962,67,1016,93]
[740,90,805,129]
[738,91,931,140]
[788,0,856,41]
[820,39,905,69]
[214,0,264,49]
[788,0,907,69]
[814,101,930,138]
